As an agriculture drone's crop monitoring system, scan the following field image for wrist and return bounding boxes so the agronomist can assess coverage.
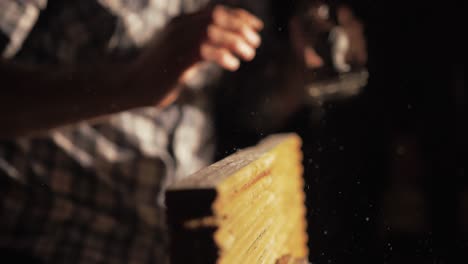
[124,47,195,108]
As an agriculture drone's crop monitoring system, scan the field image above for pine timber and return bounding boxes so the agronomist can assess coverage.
[166,133,308,264]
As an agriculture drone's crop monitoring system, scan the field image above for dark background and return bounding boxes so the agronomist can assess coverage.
[216,1,465,263]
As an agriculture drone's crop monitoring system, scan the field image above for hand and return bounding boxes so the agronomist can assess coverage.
[337,5,367,66]
[163,5,264,71]
[290,4,366,71]
[129,5,264,107]
[200,5,264,71]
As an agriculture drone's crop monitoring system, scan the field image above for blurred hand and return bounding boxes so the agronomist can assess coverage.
[337,5,367,66]
[198,5,263,71]
[130,5,263,106]
[290,4,366,72]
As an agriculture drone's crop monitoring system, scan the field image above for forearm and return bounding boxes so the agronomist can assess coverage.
[0,4,265,139]
[0,59,178,139]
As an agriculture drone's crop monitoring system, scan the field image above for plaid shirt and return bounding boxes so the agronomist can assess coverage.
[0,0,215,263]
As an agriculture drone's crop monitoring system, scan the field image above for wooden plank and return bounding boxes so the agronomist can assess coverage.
[166,133,308,264]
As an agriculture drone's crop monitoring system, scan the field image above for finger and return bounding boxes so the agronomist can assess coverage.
[232,8,264,30]
[207,24,256,61]
[200,43,240,71]
[213,6,262,48]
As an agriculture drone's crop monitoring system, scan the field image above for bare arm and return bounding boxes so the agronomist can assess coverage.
[0,5,263,139]
[0,59,177,138]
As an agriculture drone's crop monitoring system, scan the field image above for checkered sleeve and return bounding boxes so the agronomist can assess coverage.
[0,139,170,264]
[0,1,215,263]
[0,0,46,59]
